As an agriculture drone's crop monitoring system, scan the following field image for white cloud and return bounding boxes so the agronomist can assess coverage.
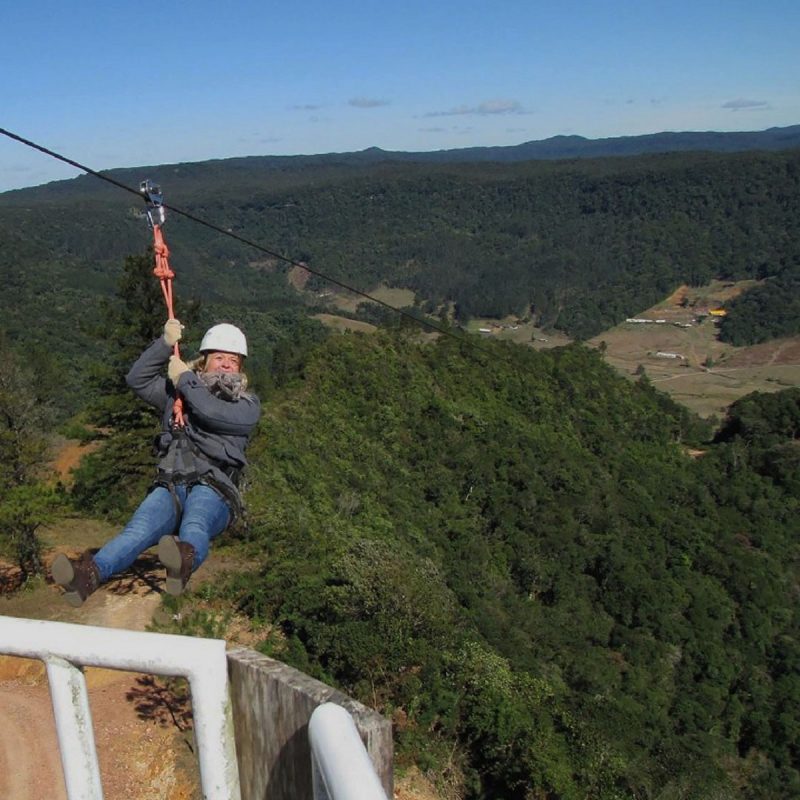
[348,97,390,108]
[722,98,769,111]
[417,125,474,135]
[423,99,526,117]
[238,134,281,145]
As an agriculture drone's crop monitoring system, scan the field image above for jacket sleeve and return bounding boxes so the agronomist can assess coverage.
[125,336,172,411]
[176,372,261,436]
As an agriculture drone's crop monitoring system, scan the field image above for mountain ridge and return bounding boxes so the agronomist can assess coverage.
[2,124,798,199]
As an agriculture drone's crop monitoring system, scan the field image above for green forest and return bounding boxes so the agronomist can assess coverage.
[1,251,798,798]
[1,147,799,352]
[1,142,799,798]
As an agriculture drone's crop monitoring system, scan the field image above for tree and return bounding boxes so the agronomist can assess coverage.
[0,331,60,577]
[0,484,59,578]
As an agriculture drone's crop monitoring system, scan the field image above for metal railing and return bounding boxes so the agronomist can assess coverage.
[0,615,240,800]
[309,702,389,800]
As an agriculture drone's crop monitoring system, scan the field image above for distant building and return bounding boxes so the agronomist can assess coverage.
[709,308,727,317]
[655,351,685,359]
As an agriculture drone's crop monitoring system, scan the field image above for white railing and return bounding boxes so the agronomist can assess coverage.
[309,702,389,800]
[0,615,240,800]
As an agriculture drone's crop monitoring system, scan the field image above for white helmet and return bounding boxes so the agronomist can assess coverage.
[199,323,248,357]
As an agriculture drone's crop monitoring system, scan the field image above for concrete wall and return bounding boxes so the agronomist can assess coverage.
[227,647,393,800]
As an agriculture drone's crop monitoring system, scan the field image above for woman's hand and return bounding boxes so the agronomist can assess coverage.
[168,355,190,384]
[163,319,184,347]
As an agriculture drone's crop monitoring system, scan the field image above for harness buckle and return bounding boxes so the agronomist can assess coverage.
[140,179,165,228]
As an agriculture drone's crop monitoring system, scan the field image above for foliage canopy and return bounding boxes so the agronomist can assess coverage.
[168,331,799,799]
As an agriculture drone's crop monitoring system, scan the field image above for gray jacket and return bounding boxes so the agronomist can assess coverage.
[126,336,261,507]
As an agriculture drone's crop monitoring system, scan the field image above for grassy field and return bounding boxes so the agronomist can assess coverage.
[588,280,800,418]
[323,284,417,314]
[466,281,798,419]
[464,316,573,350]
[312,313,378,334]
[306,284,415,333]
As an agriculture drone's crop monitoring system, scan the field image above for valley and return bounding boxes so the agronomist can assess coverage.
[311,278,799,419]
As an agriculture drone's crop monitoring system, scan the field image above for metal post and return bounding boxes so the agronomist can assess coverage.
[188,659,241,799]
[309,703,388,800]
[45,656,104,800]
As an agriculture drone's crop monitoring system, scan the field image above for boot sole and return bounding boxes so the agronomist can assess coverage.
[51,554,86,608]
[158,536,187,596]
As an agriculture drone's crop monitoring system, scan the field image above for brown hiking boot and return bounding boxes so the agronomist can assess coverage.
[158,536,195,596]
[52,552,101,608]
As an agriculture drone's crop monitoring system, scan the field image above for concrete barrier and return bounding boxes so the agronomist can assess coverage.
[227,647,393,800]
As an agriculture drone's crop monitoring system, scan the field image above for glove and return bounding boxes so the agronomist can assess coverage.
[163,319,184,347]
[168,355,190,385]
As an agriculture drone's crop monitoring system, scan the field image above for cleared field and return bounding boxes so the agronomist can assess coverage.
[323,285,417,314]
[312,313,378,334]
[465,317,573,350]
[588,281,800,418]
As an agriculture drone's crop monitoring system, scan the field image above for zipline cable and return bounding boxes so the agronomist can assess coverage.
[0,126,498,354]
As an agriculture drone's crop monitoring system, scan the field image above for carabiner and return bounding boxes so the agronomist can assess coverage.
[140,179,165,228]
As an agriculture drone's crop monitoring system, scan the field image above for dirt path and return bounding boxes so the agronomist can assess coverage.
[0,683,66,800]
[767,338,792,366]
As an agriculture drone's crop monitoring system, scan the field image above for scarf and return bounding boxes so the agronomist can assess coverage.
[197,371,248,401]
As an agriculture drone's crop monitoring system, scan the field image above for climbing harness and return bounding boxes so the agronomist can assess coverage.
[140,180,186,427]
[153,427,245,521]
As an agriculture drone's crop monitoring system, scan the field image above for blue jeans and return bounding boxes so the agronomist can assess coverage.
[93,484,230,583]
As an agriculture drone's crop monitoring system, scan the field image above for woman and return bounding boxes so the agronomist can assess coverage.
[52,319,261,606]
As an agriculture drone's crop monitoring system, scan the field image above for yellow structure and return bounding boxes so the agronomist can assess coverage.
[709,308,727,317]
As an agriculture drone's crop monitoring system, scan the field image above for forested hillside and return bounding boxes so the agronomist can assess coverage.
[1,148,799,360]
[232,336,800,799]
[2,135,799,798]
[65,294,800,798]
[2,248,798,797]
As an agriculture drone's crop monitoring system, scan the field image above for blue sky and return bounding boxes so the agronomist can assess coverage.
[1,0,798,192]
